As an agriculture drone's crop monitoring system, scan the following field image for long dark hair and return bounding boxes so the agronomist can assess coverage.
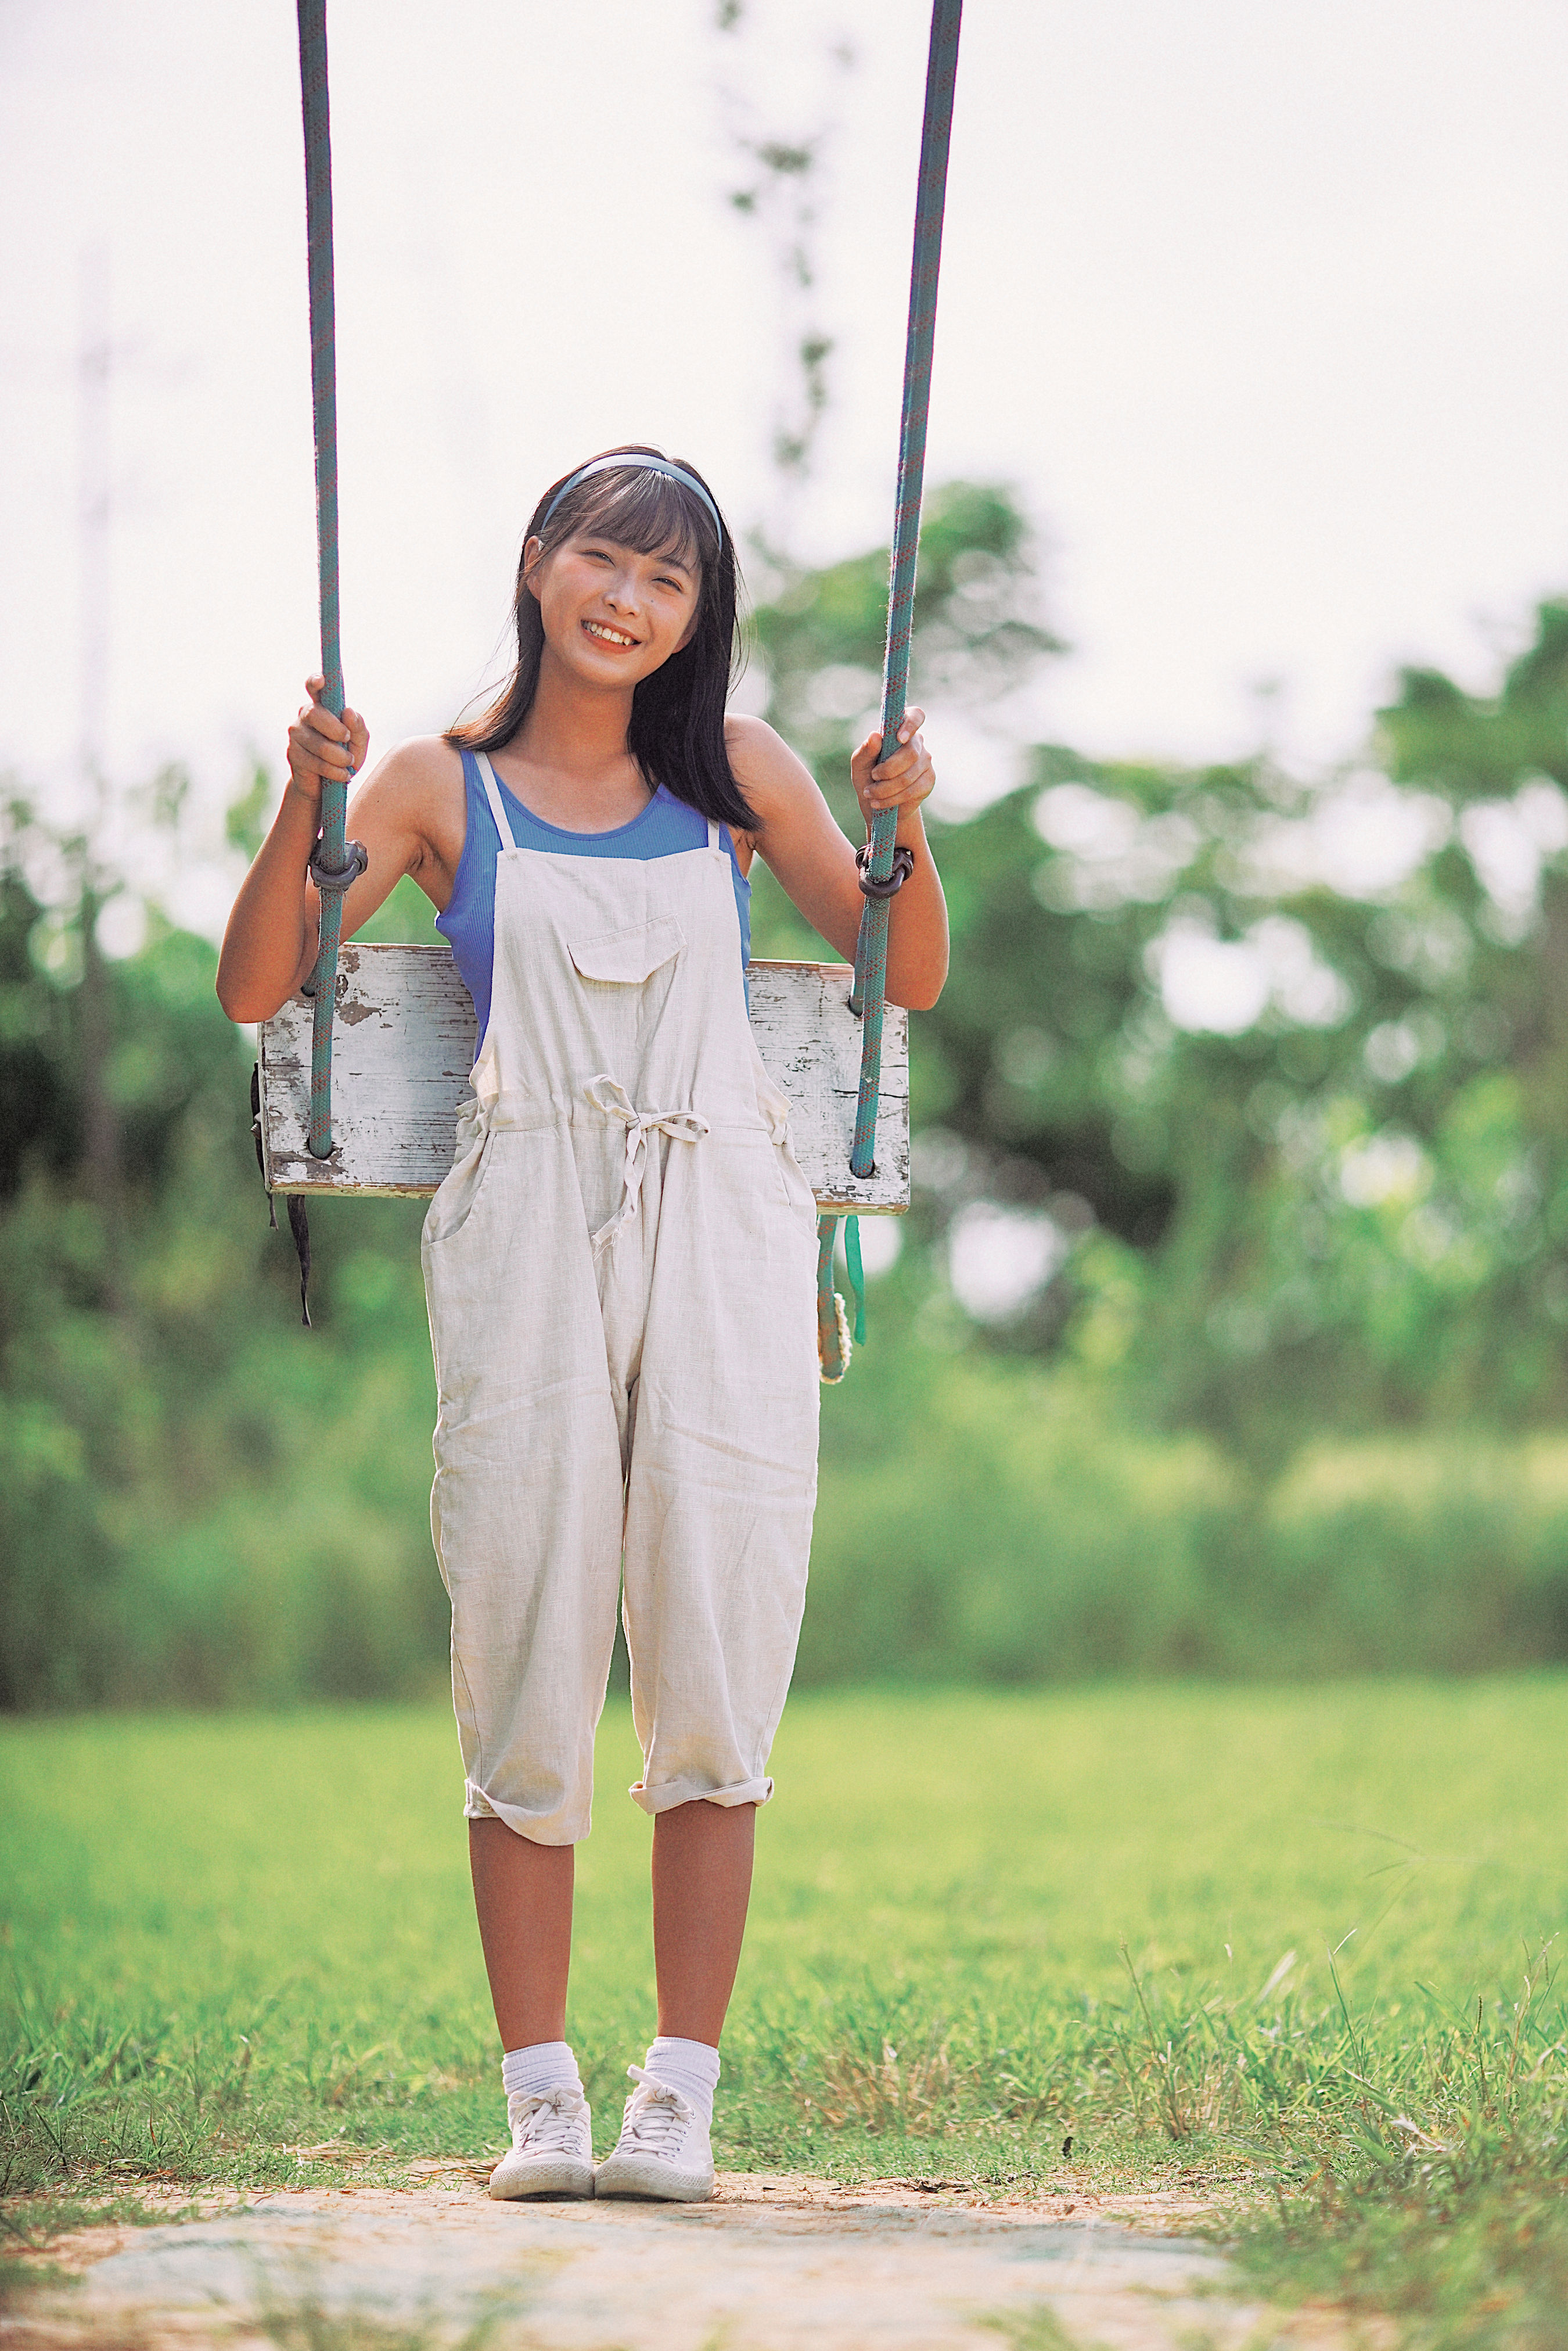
[447,444,758,830]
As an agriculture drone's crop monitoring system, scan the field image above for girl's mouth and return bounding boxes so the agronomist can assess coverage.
[582,619,637,649]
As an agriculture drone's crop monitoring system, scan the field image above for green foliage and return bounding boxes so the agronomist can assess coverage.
[0,823,446,1710]
[0,866,81,1192]
[1239,2117,1568,2351]
[2,1684,1565,2343]
[890,608,1568,1448]
[751,480,1058,836]
[9,496,1568,1710]
[355,872,445,948]
[805,1309,1568,1680]
[746,497,1568,1453]
[225,762,272,859]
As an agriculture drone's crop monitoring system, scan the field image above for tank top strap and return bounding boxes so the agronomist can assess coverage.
[707,819,720,852]
[472,752,518,853]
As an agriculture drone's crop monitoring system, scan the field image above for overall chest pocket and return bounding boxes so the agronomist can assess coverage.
[567,915,686,986]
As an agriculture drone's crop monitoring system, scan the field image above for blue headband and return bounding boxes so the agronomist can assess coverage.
[539,454,725,548]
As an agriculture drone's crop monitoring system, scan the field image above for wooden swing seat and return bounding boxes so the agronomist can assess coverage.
[257,942,909,1212]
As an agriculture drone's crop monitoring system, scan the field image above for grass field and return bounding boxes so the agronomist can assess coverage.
[3,1681,1567,2342]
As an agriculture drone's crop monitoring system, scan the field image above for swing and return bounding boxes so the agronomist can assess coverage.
[258,1,962,1361]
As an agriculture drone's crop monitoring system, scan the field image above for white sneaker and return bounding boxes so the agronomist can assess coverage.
[593,2066,715,2202]
[487,2086,595,2200]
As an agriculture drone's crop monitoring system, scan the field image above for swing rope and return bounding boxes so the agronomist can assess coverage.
[291,0,954,1323]
[814,0,962,1372]
[296,0,365,1161]
[848,0,963,1178]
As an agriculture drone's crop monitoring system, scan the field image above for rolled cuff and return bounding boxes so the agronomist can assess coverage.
[629,1773,774,1817]
[464,1780,586,1847]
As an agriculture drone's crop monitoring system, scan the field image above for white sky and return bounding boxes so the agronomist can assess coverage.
[4,0,1568,895]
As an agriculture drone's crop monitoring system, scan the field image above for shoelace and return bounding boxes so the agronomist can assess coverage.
[509,2086,588,2152]
[616,2065,695,2153]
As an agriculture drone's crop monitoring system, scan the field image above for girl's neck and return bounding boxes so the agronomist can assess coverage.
[492,643,652,831]
[515,643,634,780]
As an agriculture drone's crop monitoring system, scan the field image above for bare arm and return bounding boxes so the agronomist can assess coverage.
[216,679,459,1024]
[727,710,949,1011]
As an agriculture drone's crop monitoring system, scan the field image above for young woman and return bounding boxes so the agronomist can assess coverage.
[218,446,948,2202]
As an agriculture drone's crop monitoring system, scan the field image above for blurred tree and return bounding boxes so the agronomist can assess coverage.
[0,771,443,1710]
[748,478,1059,846]
[10,514,1568,1710]
[750,502,1568,1446]
[0,851,80,1198]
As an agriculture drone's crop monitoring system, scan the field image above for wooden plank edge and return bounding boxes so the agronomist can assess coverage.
[257,951,910,1206]
[263,1173,910,1209]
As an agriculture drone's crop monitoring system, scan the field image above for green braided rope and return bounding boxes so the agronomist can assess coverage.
[296,0,355,1160]
[844,1213,866,1345]
[814,1216,866,1380]
[849,0,962,1179]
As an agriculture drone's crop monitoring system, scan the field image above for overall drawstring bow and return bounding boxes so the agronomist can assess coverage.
[585,1074,709,1252]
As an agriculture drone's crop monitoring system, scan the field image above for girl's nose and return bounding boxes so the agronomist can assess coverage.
[605,570,641,613]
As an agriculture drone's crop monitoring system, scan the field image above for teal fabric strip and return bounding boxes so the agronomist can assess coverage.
[845,1215,866,1346]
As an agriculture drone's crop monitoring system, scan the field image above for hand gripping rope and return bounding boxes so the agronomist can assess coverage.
[296,0,366,1161]
[818,0,962,1374]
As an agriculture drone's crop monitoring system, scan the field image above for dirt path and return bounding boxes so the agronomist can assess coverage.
[0,2174,1327,2351]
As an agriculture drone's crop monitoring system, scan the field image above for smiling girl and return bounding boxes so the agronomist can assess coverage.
[217,445,948,2202]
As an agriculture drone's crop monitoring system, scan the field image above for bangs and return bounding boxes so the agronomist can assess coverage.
[451,443,754,830]
[546,466,712,572]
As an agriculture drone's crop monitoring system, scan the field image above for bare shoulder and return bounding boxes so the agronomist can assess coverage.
[368,731,464,805]
[724,710,796,773]
[352,733,467,880]
[724,712,815,819]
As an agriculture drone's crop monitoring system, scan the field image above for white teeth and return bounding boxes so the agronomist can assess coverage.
[584,620,634,646]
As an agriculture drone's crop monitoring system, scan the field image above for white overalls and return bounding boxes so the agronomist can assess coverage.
[423,755,821,1846]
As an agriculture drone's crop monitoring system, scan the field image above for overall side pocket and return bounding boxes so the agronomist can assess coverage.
[423,1118,499,1248]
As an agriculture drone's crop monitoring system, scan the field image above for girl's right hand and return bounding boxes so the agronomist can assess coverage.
[286,674,369,810]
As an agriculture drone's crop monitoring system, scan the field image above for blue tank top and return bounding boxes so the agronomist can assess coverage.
[439,748,752,1045]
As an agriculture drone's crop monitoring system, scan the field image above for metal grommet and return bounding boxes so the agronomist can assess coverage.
[308,838,369,895]
[855,843,916,899]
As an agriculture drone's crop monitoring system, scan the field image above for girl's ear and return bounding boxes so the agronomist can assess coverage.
[522,536,546,601]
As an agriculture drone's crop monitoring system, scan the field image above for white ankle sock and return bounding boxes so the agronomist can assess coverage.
[501,2041,581,2102]
[643,2036,721,2124]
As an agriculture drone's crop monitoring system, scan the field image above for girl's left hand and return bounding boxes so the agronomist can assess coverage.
[851,706,935,833]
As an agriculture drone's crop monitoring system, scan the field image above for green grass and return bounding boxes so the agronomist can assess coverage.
[3,1682,1566,2342]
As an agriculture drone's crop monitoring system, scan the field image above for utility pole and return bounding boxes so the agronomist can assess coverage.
[76,245,124,1301]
